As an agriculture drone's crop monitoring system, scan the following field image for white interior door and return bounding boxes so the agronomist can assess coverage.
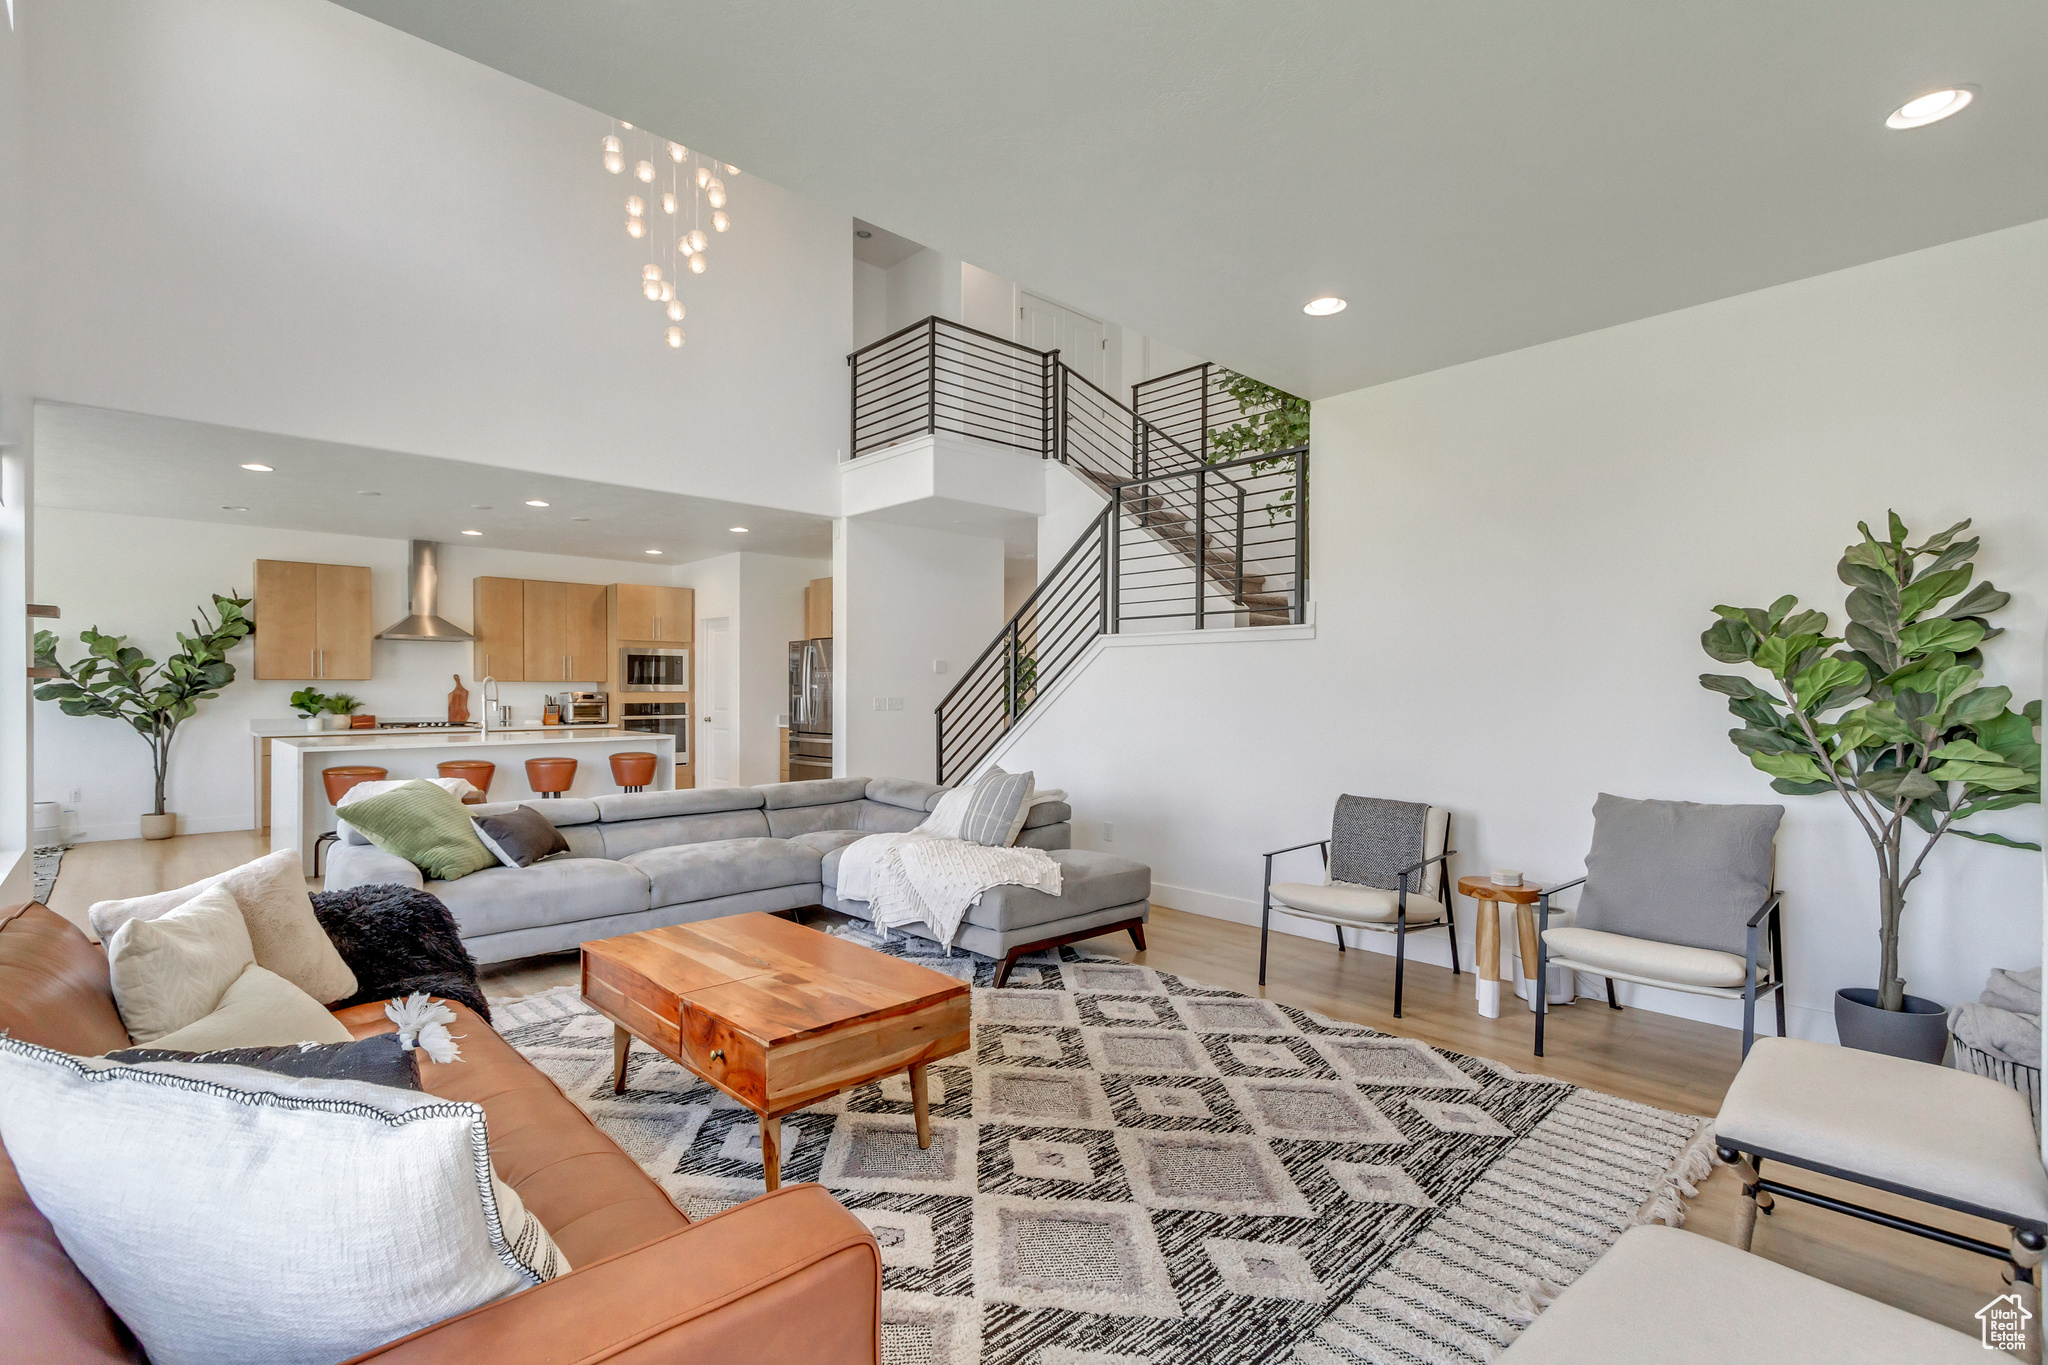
[1019,290,1107,388]
[700,616,734,787]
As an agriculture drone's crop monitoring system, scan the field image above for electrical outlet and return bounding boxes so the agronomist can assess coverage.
[887,697,903,711]
[873,697,885,711]
[932,659,948,674]
[68,788,81,804]
[1102,822,1115,842]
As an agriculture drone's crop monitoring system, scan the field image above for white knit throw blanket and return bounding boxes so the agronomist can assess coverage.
[838,832,1061,947]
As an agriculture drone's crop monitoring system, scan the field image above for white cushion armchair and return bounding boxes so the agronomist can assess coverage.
[1261,798,1455,1017]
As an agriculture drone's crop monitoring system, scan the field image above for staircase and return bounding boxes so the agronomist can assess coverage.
[847,318,1307,781]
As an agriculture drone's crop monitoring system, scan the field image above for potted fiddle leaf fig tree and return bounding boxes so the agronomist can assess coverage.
[1699,514,2040,1062]
[34,594,255,840]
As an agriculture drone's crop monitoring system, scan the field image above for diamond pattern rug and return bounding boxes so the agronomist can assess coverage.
[493,924,1715,1365]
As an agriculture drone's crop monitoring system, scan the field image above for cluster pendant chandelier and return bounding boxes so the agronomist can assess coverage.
[602,119,737,350]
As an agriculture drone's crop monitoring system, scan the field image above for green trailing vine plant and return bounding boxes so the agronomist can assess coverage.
[34,593,255,818]
[1698,514,2040,1012]
[1206,369,1309,527]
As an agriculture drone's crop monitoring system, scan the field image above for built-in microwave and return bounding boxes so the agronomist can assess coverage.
[619,646,690,693]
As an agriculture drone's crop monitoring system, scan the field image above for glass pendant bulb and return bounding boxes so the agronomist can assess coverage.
[667,141,687,162]
[625,195,645,217]
[688,252,706,274]
[661,192,677,215]
[666,326,684,348]
[620,121,633,130]
[658,279,675,302]
[642,263,663,281]
[705,178,726,209]
[603,135,622,155]
[644,277,662,300]
[634,160,656,183]
[725,164,740,175]
[667,299,685,321]
[712,210,730,233]
[603,150,624,174]
[625,217,645,238]
[685,228,708,254]
[695,165,712,189]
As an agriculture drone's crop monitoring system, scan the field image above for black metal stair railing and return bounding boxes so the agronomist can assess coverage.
[846,318,1308,782]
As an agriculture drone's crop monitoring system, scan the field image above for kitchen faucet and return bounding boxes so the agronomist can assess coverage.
[480,676,498,738]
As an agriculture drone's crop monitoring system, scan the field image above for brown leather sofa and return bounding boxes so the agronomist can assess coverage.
[0,903,882,1364]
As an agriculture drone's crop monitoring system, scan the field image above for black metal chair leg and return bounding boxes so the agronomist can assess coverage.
[1775,984,1787,1038]
[1445,896,1460,975]
[1258,898,1271,987]
[1534,936,1547,1057]
[1335,925,1346,952]
[1392,915,1407,1018]
[1606,977,1620,1010]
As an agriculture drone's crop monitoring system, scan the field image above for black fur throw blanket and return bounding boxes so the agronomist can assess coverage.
[312,885,490,1023]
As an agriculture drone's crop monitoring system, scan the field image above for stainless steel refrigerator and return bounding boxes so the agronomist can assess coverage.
[788,638,833,781]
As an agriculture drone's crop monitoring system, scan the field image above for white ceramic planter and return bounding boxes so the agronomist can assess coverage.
[139,813,176,841]
[304,715,324,732]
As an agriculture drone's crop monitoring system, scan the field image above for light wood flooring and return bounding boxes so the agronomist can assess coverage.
[48,831,2017,1345]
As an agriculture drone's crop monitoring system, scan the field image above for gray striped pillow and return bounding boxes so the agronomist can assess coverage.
[960,769,1035,847]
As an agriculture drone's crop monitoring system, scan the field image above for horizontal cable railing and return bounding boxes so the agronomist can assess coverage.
[849,317,1053,458]
[1113,447,1306,633]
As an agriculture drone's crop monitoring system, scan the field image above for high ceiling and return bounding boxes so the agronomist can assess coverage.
[35,404,833,564]
[331,2,2048,399]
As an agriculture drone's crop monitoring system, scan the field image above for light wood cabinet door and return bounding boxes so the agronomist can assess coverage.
[254,559,319,680]
[522,580,568,682]
[656,586,694,642]
[565,582,608,681]
[804,577,833,640]
[313,563,373,679]
[473,577,525,681]
[614,582,658,641]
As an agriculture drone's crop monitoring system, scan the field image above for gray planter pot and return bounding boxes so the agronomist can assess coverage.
[1834,987,1948,1064]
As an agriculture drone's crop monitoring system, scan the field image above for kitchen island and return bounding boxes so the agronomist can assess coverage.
[272,728,675,874]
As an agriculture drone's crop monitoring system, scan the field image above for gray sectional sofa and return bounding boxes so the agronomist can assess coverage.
[324,776,1150,981]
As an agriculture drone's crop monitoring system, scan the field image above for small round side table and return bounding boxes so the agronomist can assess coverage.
[1455,875,1545,1019]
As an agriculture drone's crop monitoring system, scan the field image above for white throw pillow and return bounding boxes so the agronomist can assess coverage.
[1025,787,1069,809]
[0,1038,568,1365]
[88,849,358,1005]
[919,784,977,839]
[106,885,255,1043]
[145,964,355,1052]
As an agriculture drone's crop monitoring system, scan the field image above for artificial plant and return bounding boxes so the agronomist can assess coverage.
[34,593,255,818]
[1205,369,1310,527]
[1699,514,2040,1011]
[323,692,362,716]
[290,687,329,717]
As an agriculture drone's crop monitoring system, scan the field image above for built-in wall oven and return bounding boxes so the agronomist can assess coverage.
[620,701,688,764]
[619,646,690,693]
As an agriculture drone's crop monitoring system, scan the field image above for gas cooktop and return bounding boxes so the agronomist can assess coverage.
[376,720,480,730]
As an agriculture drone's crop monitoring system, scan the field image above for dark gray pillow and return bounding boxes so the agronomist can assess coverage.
[472,805,571,869]
[107,1031,421,1090]
[1576,793,1783,955]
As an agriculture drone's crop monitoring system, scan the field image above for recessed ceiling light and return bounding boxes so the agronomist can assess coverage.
[461,529,482,536]
[855,230,873,239]
[525,499,550,507]
[729,526,749,533]
[470,504,492,510]
[240,462,273,471]
[1302,297,1347,316]
[572,516,590,522]
[222,505,249,512]
[1887,88,1973,129]
[356,490,381,496]
[645,549,663,555]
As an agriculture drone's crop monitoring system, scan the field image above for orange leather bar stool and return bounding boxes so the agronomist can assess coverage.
[316,766,387,875]
[436,760,496,804]
[525,757,578,799]
[609,751,659,793]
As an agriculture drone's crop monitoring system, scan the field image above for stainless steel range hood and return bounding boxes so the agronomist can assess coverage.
[376,540,474,641]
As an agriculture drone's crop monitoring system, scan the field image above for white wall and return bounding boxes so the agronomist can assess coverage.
[1000,218,2048,1042]
[33,507,695,841]
[672,550,828,787]
[0,0,33,901]
[837,519,1004,784]
[853,260,890,351]
[28,0,850,514]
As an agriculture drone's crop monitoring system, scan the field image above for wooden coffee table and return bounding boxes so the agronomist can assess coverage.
[581,912,971,1190]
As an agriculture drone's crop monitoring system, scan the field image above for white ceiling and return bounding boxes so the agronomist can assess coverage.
[331,2,2048,399]
[34,403,833,563]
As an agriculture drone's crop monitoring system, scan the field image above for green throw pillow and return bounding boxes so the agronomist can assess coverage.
[338,780,500,882]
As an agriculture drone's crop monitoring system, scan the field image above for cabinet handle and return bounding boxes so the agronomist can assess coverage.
[310,649,316,677]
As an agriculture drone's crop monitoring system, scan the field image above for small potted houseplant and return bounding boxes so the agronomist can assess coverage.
[1699,514,2040,1061]
[291,687,330,731]
[34,593,255,841]
[323,693,362,730]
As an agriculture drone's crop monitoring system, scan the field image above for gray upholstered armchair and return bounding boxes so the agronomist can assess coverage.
[1534,793,1787,1057]
[1261,796,1456,1017]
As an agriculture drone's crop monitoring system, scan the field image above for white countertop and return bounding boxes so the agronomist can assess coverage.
[270,727,657,752]
[252,718,624,738]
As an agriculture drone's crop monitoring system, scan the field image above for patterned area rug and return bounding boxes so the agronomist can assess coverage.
[494,924,1714,1365]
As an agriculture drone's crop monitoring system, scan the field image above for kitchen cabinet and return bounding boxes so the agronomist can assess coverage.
[507,579,611,683]
[473,576,526,681]
[613,583,693,642]
[255,559,372,680]
[804,577,833,640]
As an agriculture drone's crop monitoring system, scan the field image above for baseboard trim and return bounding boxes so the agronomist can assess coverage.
[69,814,256,844]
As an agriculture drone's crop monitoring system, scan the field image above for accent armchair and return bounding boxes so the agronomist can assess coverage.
[1261,797,1456,1017]
[1534,793,1787,1058]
